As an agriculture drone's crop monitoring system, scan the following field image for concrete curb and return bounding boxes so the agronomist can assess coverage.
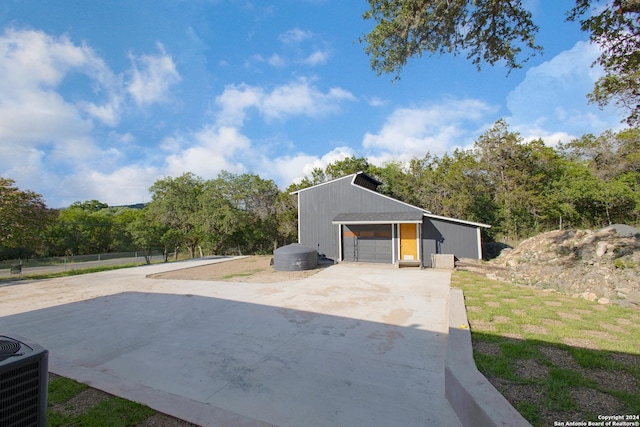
[445,288,532,427]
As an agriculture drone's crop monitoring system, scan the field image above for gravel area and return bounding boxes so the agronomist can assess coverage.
[148,255,324,282]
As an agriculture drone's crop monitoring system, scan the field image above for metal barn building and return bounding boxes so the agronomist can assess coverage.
[291,172,491,267]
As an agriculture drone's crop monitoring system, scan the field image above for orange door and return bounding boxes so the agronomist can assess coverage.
[400,223,418,260]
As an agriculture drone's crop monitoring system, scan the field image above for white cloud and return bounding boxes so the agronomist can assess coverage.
[262,153,319,187]
[261,79,355,120]
[163,125,250,178]
[0,28,187,206]
[0,28,122,128]
[366,96,387,107]
[362,99,496,162]
[108,131,135,145]
[0,28,105,89]
[61,165,160,206]
[303,50,330,66]
[301,147,356,175]
[266,146,356,187]
[0,28,121,206]
[0,28,112,169]
[522,130,576,147]
[268,53,286,67]
[127,43,181,107]
[215,78,355,125]
[507,40,625,141]
[215,83,264,126]
[80,98,122,127]
[0,144,48,195]
[279,28,312,44]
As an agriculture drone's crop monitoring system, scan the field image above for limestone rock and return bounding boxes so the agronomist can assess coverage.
[471,227,640,306]
[596,241,608,257]
[628,290,640,305]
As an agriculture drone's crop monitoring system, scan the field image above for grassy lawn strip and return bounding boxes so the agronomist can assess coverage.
[452,271,640,427]
[47,375,195,427]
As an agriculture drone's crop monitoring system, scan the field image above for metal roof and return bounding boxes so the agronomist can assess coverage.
[424,213,491,228]
[289,172,381,195]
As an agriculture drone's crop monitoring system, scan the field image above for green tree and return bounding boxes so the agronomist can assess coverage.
[361,0,640,124]
[110,207,139,252]
[431,150,497,225]
[147,173,204,258]
[325,156,372,180]
[50,203,114,255]
[561,165,637,227]
[473,120,565,239]
[361,0,542,77]
[569,0,640,126]
[0,178,53,258]
[296,156,374,188]
[69,200,109,212]
[236,174,281,253]
[199,172,281,254]
[563,128,640,180]
[369,160,409,200]
[275,189,299,247]
[559,128,640,226]
[388,151,496,228]
[126,208,165,264]
[198,174,244,255]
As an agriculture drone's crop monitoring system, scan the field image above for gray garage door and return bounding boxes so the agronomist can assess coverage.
[342,224,392,263]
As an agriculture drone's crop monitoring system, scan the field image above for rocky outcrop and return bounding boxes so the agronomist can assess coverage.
[466,226,640,307]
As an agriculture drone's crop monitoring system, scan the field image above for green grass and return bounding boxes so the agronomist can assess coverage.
[74,397,155,426]
[452,270,640,426]
[222,271,261,279]
[47,376,157,427]
[48,377,88,405]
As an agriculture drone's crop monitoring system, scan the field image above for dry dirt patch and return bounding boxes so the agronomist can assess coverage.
[148,255,324,283]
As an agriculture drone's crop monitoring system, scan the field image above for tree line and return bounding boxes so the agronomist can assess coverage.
[1,121,639,261]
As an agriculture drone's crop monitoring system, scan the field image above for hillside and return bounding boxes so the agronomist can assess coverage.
[463,226,640,308]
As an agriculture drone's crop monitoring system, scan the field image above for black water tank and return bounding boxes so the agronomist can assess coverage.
[273,244,318,271]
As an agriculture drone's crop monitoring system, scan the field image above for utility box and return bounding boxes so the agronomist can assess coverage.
[431,254,456,269]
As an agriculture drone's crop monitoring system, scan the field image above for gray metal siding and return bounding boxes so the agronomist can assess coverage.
[298,176,421,260]
[421,218,480,266]
[421,220,442,267]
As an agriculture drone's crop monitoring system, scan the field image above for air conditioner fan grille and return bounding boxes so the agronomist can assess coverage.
[0,340,21,356]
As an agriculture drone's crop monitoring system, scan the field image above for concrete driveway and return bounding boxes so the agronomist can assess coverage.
[0,258,461,427]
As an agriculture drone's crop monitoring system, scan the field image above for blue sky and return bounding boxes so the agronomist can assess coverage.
[0,0,629,208]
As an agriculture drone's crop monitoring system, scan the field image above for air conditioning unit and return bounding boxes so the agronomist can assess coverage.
[0,335,48,427]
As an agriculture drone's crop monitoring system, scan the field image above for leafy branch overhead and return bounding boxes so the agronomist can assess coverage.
[361,0,542,75]
[361,0,640,126]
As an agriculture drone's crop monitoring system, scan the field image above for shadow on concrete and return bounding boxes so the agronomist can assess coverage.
[1,291,458,427]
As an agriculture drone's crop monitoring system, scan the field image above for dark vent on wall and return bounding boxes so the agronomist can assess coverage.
[352,173,381,191]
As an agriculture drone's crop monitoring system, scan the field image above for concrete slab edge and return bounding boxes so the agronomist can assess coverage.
[51,361,274,427]
[445,288,532,427]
